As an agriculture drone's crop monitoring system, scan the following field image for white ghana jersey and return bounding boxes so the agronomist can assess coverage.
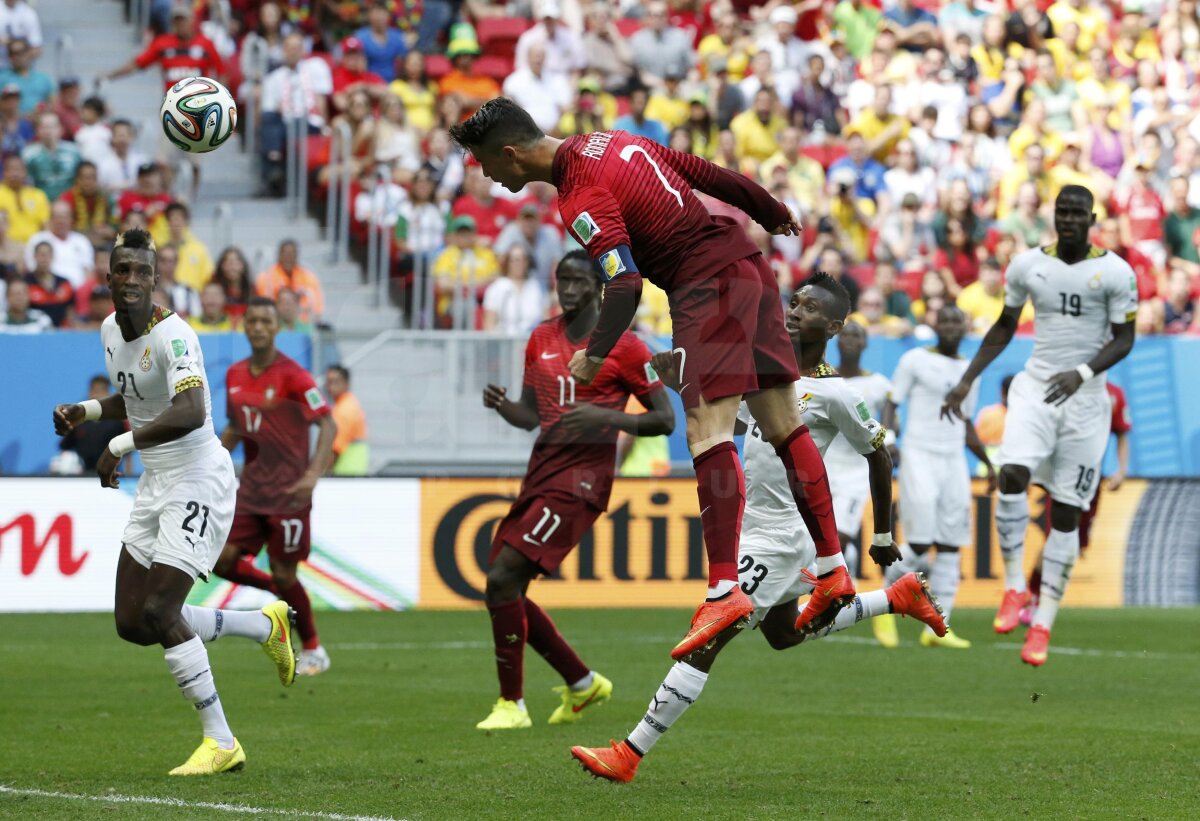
[1004,244,1137,390]
[100,308,219,470]
[890,347,977,455]
[823,371,891,478]
[738,368,885,528]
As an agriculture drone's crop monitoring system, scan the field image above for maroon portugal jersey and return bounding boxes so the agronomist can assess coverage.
[553,130,788,293]
[226,353,330,514]
[521,317,663,509]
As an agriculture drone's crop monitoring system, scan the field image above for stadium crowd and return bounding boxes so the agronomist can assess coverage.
[4,0,1200,338]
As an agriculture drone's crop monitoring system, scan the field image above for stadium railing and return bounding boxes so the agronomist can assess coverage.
[325,120,353,265]
[284,115,309,220]
[365,166,393,310]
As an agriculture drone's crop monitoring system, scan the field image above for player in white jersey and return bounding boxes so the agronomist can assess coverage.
[943,186,1137,666]
[571,274,946,783]
[824,320,892,581]
[880,306,996,650]
[51,230,298,776]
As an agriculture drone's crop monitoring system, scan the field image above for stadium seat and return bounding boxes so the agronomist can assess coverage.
[897,268,926,301]
[424,54,452,80]
[477,17,532,59]
[475,55,515,82]
[615,18,642,38]
[847,263,876,289]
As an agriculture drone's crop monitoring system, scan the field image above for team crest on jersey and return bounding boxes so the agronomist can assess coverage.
[572,212,600,246]
[1089,272,1103,290]
[139,346,152,371]
[797,392,813,413]
[265,386,276,403]
[599,249,626,280]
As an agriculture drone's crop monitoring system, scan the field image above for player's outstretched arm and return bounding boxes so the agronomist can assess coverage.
[864,446,901,567]
[483,383,540,431]
[1044,322,1135,406]
[559,388,675,437]
[53,393,126,436]
[942,304,1021,420]
[1109,429,1130,491]
[964,417,997,493]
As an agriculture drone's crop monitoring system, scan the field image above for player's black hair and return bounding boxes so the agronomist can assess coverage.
[327,364,351,383]
[111,118,135,133]
[936,303,967,323]
[1057,185,1095,208]
[803,272,852,322]
[279,238,298,253]
[165,201,190,220]
[246,296,278,313]
[448,97,544,153]
[556,249,603,286]
[113,228,157,259]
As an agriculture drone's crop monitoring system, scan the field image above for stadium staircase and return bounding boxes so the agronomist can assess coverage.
[45,1,402,334]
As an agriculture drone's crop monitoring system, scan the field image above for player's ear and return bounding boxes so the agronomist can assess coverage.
[829,318,844,337]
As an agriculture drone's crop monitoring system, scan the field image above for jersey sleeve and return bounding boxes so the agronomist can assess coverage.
[616,336,663,407]
[134,38,163,70]
[832,383,886,455]
[561,185,633,265]
[1106,257,1139,324]
[888,352,915,404]
[1004,252,1031,310]
[522,331,539,391]
[157,324,205,395]
[289,365,331,422]
[1110,386,1132,433]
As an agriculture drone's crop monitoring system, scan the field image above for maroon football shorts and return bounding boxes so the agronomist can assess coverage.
[667,254,799,410]
[491,489,601,574]
[229,506,313,562]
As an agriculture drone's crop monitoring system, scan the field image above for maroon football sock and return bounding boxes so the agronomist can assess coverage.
[487,599,527,701]
[524,598,589,685]
[278,578,320,650]
[776,426,841,558]
[223,555,277,593]
[692,442,745,584]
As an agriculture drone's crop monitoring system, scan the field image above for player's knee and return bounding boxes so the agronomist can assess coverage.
[141,596,183,640]
[114,612,156,646]
[484,565,524,603]
[998,465,1031,494]
[1050,503,1082,532]
[269,561,298,590]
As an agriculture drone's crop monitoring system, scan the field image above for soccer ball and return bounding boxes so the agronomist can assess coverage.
[160,76,237,154]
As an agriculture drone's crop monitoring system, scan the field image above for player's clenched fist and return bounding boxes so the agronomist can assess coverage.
[53,403,85,436]
[483,384,508,409]
[868,539,902,568]
[95,447,121,489]
[650,351,681,392]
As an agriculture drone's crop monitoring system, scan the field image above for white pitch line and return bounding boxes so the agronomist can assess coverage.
[0,785,406,821]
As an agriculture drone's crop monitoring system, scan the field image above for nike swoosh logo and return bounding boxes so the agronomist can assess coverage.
[230,386,242,393]
[674,618,723,649]
[572,690,600,713]
[699,506,712,517]
[541,352,560,359]
[579,748,618,775]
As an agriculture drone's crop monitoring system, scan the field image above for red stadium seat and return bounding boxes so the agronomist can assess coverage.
[477,17,532,58]
[615,18,642,38]
[474,54,514,82]
[897,268,926,301]
[847,263,876,289]
[424,54,452,80]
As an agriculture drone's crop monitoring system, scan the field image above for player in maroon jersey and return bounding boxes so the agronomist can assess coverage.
[450,98,854,661]
[214,297,337,676]
[475,250,675,730]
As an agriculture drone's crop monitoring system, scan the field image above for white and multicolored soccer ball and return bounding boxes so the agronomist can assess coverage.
[160,76,237,154]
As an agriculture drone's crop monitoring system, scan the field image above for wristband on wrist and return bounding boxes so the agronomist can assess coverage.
[883,429,896,448]
[81,399,102,422]
[872,533,893,547]
[1076,364,1095,381]
[108,431,136,458]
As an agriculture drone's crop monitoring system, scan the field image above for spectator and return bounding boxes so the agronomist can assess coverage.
[452,166,519,242]
[629,1,694,85]
[58,161,116,247]
[757,5,812,77]
[0,0,43,59]
[1097,216,1161,302]
[847,285,912,337]
[613,82,669,146]
[494,202,562,285]
[558,77,615,136]
[189,282,238,332]
[760,126,825,215]
[0,278,51,332]
[276,286,312,333]
[827,132,887,203]
[958,257,1034,334]
[24,241,73,327]
[424,129,464,201]
[259,32,333,195]
[934,217,981,297]
[438,25,500,118]
[709,56,746,131]
[882,139,936,214]
[395,166,448,274]
[256,239,325,325]
[646,71,690,131]
[940,0,988,44]
[238,1,288,89]
[164,202,214,291]
[354,1,408,83]
[0,154,48,244]
[1162,267,1197,333]
[833,0,882,60]
[213,246,254,319]
[96,120,149,193]
[389,52,437,134]
[21,111,81,201]
[680,89,717,158]
[516,0,586,82]
[885,0,940,54]
[331,36,386,115]
[1083,96,1128,183]
[373,95,422,182]
[72,286,113,331]
[482,245,547,334]
[53,77,83,139]
[103,3,223,92]
[154,244,201,318]
[0,38,51,114]
[999,181,1052,252]
[1028,49,1085,135]
[1048,138,1109,205]
[730,88,788,164]
[0,82,30,156]
[58,376,132,474]
[0,207,22,277]
[432,214,498,327]
[325,365,369,476]
[503,43,572,133]
[874,260,913,322]
[877,192,936,270]
[25,203,96,290]
[997,143,1051,221]
[116,162,172,243]
[817,245,861,310]
[698,12,750,83]
[581,3,634,94]
[847,84,909,164]
[353,164,409,230]
[1165,175,1200,279]
[1115,157,1167,267]
[791,54,843,136]
[946,33,979,88]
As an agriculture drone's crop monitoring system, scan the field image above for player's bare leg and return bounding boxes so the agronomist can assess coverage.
[212,542,276,593]
[995,465,1033,634]
[1023,503,1083,666]
[671,393,755,660]
[114,550,245,775]
[269,556,328,676]
[746,384,854,634]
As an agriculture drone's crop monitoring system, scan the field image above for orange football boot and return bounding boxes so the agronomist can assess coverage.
[885,572,947,637]
[994,589,1031,634]
[1021,625,1051,666]
[571,740,641,783]
[794,566,857,635]
[670,587,753,660]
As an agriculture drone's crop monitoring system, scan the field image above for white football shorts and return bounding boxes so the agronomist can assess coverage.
[898,447,972,547]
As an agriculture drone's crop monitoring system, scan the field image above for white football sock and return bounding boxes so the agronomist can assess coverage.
[1032,528,1079,631]
[884,543,930,585]
[996,492,1029,591]
[570,671,595,692]
[181,604,271,643]
[164,636,234,748]
[626,662,708,756]
[814,552,847,576]
[929,550,961,626]
[706,579,737,600]
[806,589,891,640]
[516,698,526,712]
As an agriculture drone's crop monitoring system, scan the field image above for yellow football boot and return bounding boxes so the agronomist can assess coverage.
[548,672,613,725]
[260,600,296,687]
[476,698,532,730]
[168,737,245,776]
[872,614,899,648]
[920,628,972,649]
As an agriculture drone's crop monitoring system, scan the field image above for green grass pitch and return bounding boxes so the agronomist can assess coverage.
[1,608,1198,820]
